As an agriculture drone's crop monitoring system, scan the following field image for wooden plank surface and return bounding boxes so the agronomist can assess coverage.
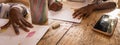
[39,1,120,45]
[37,19,73,45]
[57,9,120,45]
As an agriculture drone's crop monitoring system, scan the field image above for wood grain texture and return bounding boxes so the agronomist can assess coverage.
[37,19,73,45]
[57,9,120,45]
[118,0,120,8]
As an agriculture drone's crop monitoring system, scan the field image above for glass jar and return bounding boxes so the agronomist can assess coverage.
[29,0,48,25]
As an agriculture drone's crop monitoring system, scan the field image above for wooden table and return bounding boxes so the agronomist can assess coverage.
[37,9,120,45]
[0,0,119,45]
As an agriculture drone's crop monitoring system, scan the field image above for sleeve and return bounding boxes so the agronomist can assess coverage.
[0,3,11,19]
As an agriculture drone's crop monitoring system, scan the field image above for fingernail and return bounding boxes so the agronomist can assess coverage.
[26,30,30,32]
[30,25,34,28]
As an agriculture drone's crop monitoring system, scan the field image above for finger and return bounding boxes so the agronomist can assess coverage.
[73,9,86,18]
[21,18,33,28]
[78,14,83,19]
[75,14,82,19]
[73,8,82,16]
[73,7,86,16]
[82,13,88,19]
[77,11,87,19]
[1,20,11,29]
[73,14,78,18]
[12,22,19,35]
[15,20,29,32]
[73,10,81,17]
[78,13,85,19]
[19,25,29,32]
[84,12,92,19]
[73,11,83,18]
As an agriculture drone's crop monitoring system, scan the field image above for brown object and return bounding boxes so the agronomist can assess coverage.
[52,22,60,29]
[49,1,63,11]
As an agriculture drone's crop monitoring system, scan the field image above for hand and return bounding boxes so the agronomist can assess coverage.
[1,7,33,35]
[73,2,116,19]
[49,1,63,11]
[73,4,96,19]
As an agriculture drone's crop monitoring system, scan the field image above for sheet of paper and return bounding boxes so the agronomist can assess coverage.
[48,1,89,23]
[105,9,120,18]
[0,19,49,45]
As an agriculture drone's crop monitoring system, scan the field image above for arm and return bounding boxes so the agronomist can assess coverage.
[94,2,116,11]
[73,0,116,19]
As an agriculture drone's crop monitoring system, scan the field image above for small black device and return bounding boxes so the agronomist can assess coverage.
[93,15,118,36]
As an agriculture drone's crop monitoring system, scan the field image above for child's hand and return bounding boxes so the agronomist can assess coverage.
[73,4,96,19]
[73,2,116,19]
[1,7,33,35]
[49,1,63,11]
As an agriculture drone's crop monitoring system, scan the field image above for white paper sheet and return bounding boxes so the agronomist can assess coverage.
[48,8,82,23]
[0,19,49,45]
[48,1,91,23]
